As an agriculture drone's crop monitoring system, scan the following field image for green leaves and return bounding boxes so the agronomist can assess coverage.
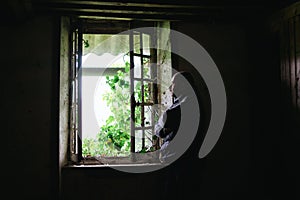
[105,70,129,91]
[124,61,130,73]
[100,125,130,151]
[82,58,156,157]
[83,39,89,48]
[91,64,132,156]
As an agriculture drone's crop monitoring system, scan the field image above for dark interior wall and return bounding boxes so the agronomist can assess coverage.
[171,19,281,199]
[172,21,254,198]
[1,2,298,200]
[60,18,282,200]
[276,9,300,198]
[1,16,60,200]
[246,21,282,198]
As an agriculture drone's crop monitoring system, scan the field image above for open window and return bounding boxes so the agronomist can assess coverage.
[63,19,172,165]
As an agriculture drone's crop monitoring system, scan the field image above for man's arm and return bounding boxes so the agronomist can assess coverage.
[155,111,172,138]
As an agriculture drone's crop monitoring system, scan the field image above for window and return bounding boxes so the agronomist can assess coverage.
[64,19,173,165]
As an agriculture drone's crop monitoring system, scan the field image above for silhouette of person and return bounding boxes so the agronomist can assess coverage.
[154,71,199,200]
[155,71,196,163]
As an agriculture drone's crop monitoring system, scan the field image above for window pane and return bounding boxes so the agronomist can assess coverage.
[144,106,154,127]
[135,106,142,126]
[134,80,142,103]
[133,32,140,54]
[144,129,153,149]
[135,130,143,151]
[83,34,130,57]
[144,81,152,103]
[143,57,151,79]
[133,56,141,78]
[143,33,150,56]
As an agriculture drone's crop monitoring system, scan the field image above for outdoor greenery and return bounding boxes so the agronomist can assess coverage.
[82,59,155,157]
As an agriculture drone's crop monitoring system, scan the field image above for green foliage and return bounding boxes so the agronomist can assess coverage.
[83,39,89,48]
[101,125,130,151]
[82,138,100,156]
[83,61,131,157]
[82,59,156,157]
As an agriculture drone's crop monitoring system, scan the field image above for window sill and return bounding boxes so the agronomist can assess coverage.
[64,162,164,168]
[63,155,165,169]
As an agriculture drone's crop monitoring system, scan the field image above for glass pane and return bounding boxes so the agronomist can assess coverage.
[133,32,140,54]
[83,34,130,56]
[135,106,155,127]
[135,106,142,126]
[143,58,151,79]
[144,106,153,127]
[142,33,150,56]
[135,129,154,153]
[144,82,152,103]
[134,80,142,103]
[133,56,141,78]
[135,130,143,151]
[144,129,154,149]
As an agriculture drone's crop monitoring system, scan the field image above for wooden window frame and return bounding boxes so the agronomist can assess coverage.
[69,19,160,164]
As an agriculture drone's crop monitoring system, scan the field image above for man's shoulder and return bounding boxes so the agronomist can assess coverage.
[165,104,181,118]
[167,102,181,112]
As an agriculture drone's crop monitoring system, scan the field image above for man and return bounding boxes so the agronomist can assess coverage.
[154,71,198,200]
[155,71,196,163]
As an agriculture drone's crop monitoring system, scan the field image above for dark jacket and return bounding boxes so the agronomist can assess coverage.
[155,97,186,162]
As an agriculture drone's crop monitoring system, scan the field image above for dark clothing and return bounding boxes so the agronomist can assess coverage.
[154,95,202,200]
[155,99,181,145]
[155,97,183,162]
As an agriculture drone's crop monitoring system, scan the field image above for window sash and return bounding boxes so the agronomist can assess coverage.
[69,26,82,162]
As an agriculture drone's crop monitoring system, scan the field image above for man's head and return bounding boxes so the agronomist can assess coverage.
[169,71,195,98]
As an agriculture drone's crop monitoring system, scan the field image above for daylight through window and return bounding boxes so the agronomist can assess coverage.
[68,20,173,164]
